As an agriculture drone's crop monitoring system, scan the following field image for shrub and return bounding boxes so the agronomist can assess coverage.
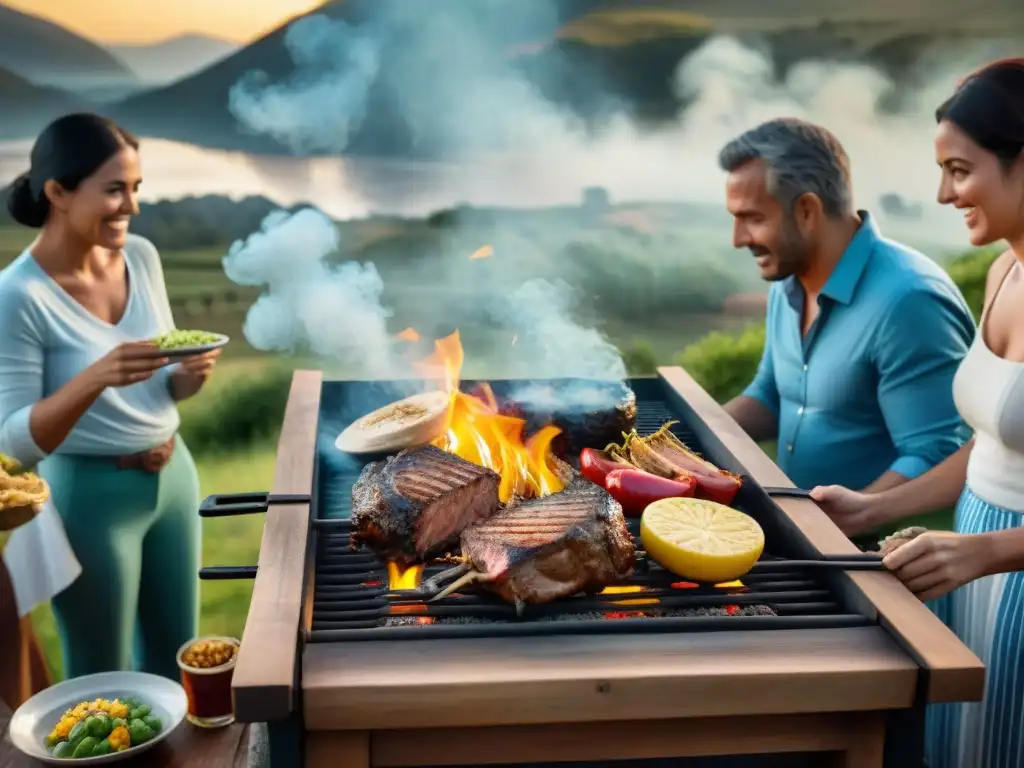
[676,323,766,403]
[178,364,294,454]
[945,246,1001,320]
[621,339,658,375]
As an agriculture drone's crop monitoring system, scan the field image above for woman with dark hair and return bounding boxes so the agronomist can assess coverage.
[810,59,1024,767]
[0,113,220,681]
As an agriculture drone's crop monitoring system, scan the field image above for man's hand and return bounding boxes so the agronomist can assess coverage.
[882,531,991,602]
[808,484,880,538]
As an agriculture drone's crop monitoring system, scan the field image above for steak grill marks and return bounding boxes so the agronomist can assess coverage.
[309,378,873,642]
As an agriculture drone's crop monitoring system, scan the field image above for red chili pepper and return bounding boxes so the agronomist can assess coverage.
[604,468,697,517]
[579,448,628,487]
[687,471,742,506]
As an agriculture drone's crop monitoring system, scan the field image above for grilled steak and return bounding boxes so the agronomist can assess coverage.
[351,445,501,565]
[507,380,637,458]
[460,477,636,605]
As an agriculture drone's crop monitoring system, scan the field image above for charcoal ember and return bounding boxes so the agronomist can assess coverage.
[381,604,776,628]
[503,380,637,457]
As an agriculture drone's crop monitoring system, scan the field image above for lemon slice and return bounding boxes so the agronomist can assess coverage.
[640,497,765,583]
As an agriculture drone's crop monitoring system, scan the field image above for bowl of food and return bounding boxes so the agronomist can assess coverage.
[176,636,240,728]
[6,671,186,764]
[0,452,50,532]
[150,329,229,359]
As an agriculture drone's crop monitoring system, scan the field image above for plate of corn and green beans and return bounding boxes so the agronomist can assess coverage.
[7,671,187,764]
[149,329,229,358]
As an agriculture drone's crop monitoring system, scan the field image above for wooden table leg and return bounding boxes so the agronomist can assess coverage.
[830,715,885,768]
[305,731,369,768]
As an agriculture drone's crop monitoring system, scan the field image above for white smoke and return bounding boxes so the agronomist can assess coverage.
[222,208,394,375]
[500,279,627,381]
[229,15,383,155]
[220,7,1019,378]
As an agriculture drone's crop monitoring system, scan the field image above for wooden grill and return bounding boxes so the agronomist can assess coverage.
[209,367,985,768]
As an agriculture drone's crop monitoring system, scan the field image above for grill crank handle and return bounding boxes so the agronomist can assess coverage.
[198,565,258,580]
[760,485,813,499]
[199,491,310,517]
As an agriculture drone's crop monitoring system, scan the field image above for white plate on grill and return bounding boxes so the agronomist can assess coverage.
[7,671,187,764]
[335,391,450,455]
[154,333,230,359]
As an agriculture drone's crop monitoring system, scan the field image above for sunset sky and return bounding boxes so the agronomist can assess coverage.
[5,0,325,44]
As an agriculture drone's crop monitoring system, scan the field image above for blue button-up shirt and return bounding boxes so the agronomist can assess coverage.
[744,212,976,491]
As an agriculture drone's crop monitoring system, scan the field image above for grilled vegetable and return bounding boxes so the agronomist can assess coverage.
[45,696,161,757]
[52,741,75,758]
[150,329,222,350]
[604,468,697,516]
[579,448,629,487]
[108,725,131,751]
[85,713,112,738]
[72,737,98,758]
[607,422,742,505]
[128,719,156,745]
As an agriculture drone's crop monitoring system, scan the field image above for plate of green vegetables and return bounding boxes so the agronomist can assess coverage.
[149,329,229,359]
[7,671,187,764]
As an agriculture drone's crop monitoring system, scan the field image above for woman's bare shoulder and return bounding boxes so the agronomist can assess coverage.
[985,250,1017,301]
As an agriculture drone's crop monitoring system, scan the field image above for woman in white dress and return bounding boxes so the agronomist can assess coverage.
[810,58,1024,768]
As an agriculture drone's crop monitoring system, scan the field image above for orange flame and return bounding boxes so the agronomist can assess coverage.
[396,327,421,342]
[414,331,564,503]
[387,562,425,590]
[469,244,494,260]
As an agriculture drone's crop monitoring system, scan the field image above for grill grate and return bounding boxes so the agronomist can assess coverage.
[308,378,872,642]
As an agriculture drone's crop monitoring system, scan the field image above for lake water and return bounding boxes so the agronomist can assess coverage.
[0,137,973,257]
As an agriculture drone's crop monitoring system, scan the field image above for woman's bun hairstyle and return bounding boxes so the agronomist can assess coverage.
[5,113,139,229]
[6,172,49,228]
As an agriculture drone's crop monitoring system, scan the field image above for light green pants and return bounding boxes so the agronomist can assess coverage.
[43,439,201,681]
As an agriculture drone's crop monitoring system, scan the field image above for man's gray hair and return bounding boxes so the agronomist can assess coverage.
[718,118,853,218]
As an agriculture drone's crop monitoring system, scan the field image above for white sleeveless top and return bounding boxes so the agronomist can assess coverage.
[953,260,1024,512]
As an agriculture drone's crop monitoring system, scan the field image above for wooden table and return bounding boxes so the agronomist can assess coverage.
[1,699,252,768]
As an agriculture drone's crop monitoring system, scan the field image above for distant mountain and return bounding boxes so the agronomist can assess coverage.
[0,67,91,140]
[107,0,1024,158]
[108,34,240,86]
[0,4,136,89]
[105,0,709,156]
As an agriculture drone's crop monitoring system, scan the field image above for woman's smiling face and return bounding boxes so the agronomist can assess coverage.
[935,118,1024,248]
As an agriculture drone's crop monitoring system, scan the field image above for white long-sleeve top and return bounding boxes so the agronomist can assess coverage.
[0,234,180,466]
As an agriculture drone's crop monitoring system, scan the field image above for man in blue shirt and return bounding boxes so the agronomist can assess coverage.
[718,118,976,527]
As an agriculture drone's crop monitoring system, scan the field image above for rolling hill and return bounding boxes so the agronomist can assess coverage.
[0,3,136,89]
[0,67,91,140]
[108,34,240,86]
[106,0,1024,158]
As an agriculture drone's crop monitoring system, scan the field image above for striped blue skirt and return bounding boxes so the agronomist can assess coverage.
[926,488,1024,768]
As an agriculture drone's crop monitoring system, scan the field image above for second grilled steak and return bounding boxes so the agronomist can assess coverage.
[460,477,636,605]
[351,445,501,565]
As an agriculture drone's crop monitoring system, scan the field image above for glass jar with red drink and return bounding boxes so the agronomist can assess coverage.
[175,636,239,728]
